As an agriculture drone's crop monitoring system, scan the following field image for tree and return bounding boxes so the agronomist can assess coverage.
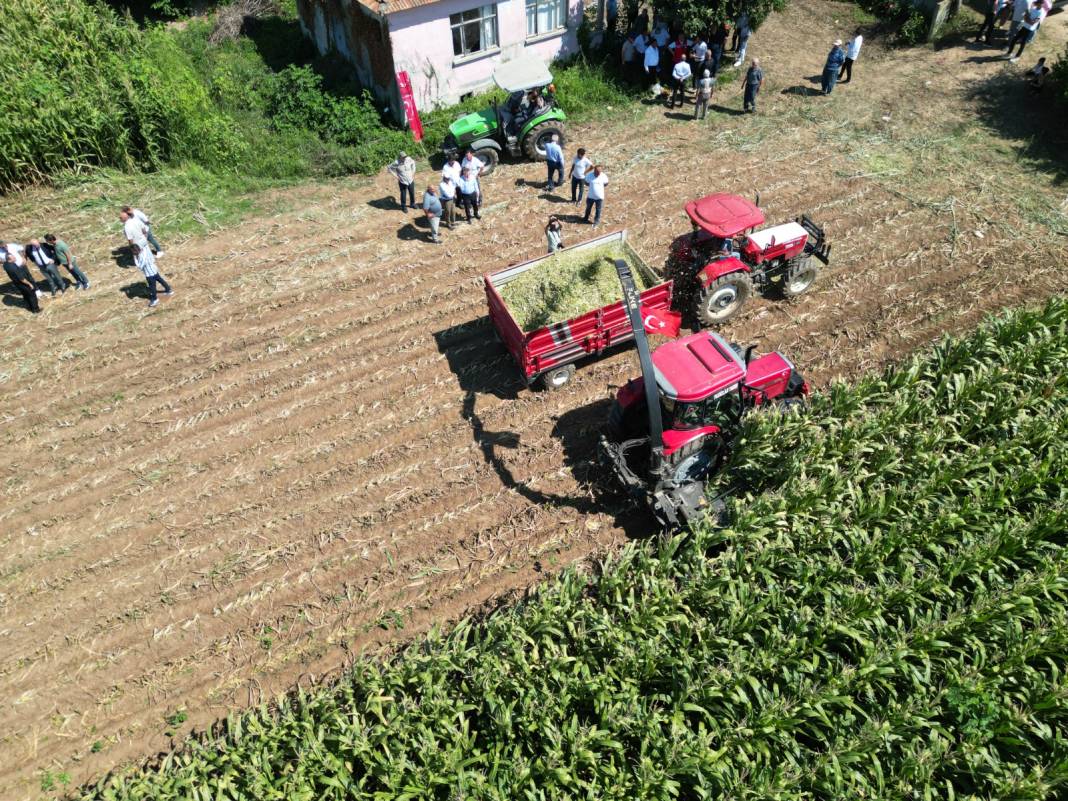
[647,0,788,35]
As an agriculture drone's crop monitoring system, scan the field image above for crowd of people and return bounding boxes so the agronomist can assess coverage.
[2,204,173,315]
[387,140,613,245]
[976,0,1055,63]
[3,234,89,314]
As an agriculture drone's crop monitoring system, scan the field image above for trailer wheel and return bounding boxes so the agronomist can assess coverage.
[474,147,499,177]
[782,257,820,298]
[538,363,575,391]
[697,273,752,325]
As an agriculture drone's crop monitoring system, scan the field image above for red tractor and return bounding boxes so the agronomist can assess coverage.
[599,258,809,528]
[672,193,831,324]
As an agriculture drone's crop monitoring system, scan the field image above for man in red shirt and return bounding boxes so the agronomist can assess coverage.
[669,34,688,65]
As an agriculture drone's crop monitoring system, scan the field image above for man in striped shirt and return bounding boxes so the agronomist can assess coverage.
[132,243,173,308]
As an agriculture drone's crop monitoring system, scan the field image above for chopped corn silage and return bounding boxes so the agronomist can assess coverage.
[500,244,653,332]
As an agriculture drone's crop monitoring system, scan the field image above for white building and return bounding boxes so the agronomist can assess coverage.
[296,0,586,124]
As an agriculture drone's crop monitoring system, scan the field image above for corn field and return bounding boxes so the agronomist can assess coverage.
[71,298,1068,800]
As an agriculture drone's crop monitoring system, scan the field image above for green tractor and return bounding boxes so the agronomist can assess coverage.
[442,57,567,177]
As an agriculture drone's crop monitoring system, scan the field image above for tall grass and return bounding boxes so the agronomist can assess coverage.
[76,298,1068,800]
[0,0,644,192]
[0,0,243,191]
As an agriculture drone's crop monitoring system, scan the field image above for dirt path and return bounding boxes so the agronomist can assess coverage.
[1,1,1066,795]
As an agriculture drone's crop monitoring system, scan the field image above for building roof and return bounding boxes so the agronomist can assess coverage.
[356,0,443,15]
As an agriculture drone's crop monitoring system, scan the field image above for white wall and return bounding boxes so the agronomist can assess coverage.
[389,0,584,111]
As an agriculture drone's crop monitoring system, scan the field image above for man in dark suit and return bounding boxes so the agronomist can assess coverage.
[25,238,66,296]
[4,251,41,313]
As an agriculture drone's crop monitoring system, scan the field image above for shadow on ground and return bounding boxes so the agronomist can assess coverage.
[964,66,1068,185]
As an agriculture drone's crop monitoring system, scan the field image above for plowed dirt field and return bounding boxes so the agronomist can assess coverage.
[1,1,1066,795]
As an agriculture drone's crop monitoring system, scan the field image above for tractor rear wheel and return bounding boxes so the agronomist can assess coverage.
[474,147,499,177]
[782,257,820,298]
[522,122,566,161]
[538,363,575,391]
[697,273,752,325]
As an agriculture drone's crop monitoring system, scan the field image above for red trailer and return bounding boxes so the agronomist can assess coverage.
[485,230,673,391]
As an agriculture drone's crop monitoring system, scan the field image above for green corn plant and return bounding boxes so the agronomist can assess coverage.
[79,299,1068,801]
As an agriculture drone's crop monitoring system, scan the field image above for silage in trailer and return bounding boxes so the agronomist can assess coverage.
[498,243,652,331]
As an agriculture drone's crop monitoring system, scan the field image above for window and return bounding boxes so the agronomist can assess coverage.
[450,5,498,58]
[674,386,743,430]
[526,0,566,37]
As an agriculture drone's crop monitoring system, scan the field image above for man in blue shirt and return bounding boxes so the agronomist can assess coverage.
[821,40,846,95]
[457,169,481,222]
[422,184,443,243]
[544,134,565,191]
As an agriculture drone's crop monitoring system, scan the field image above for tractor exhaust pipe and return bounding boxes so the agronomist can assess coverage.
[612,259,666,473]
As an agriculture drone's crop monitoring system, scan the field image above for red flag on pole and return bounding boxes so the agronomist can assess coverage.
[396,71,424,142]
[640,306,682,338]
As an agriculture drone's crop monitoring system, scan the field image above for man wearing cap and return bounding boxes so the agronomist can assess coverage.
[822,40,846,95]
[694,69,714,120]
[387,152,417,212]
[741,58,764,113]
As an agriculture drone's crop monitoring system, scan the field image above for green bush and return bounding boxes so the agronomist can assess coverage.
[1051,43,1068,105]
[898,8,929,45]
[852,0,929,46]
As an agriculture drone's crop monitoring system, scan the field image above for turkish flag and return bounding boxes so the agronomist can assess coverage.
[640,306,682,338]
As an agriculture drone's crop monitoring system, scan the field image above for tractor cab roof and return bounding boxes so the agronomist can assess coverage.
[493,57,554,92]
[652,331,746,403]
[685,193,766,238]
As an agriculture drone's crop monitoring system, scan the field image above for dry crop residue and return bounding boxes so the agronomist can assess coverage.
[0,1,1065,795]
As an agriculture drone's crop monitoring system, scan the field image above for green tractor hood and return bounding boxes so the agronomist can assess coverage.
[448,107,497,147]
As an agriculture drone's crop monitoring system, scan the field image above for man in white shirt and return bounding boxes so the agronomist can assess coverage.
[670,59,692,107]
[122,205,164,255]
[120,209,149,250]
[689,35,708,88]
[461,149,486,205]
[1006,1,1044,61]
[132,244,173,308]
[457,169,481,223]
[569,147,592,205]
[583,165,609,226]
[3,242,25,267]
[438,176,457,229]
[461,149,485,178]
[441,154,462,185]
[544,134,565,190]
[643,41,660,87]
[840,34,862,83]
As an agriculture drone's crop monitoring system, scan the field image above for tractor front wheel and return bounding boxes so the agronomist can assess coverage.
[782,257,820,298]
[538,363,575,391]
[666,437,725,484]
[522,122,566,161]
[474,147,499,177]
[697,273,752,325]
